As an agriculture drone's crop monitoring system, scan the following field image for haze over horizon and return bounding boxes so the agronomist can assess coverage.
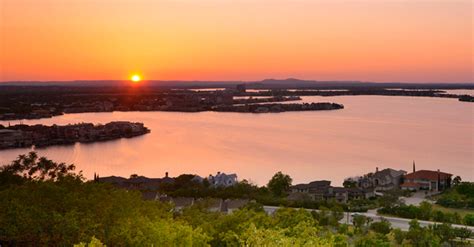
[1,0,473,83]
[0,78,473,85]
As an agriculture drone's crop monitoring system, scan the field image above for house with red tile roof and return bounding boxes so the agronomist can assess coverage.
[401,166,452,192]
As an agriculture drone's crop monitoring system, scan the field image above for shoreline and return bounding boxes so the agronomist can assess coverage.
[0,121,150,150]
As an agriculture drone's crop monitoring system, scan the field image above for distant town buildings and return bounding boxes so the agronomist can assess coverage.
[236,84,246,93]
[290,180,331,200]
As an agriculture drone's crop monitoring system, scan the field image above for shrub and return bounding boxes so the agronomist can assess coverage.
[370,218,391,235]
[464,214,474,226]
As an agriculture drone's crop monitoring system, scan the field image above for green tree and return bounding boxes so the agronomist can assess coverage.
[0,151,80,181]
[454,227,472,242]
[74,236,106,247]
[267,171,292,197]
[0,176,207,246]
[352,214,371,233]
[418,201,433,220]
[354,232,390,247]
[406,219,441,247]
[378,192,400,208]
[452,176,462,187]
[391,228,406,245]
[330,205,345,226]
[273,208,315,229]
[369,218,391,235]
[432,223,455,244]
[464,214,474,226]
[343,180,357,188]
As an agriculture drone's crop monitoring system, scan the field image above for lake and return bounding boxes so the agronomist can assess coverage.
[0,95,472,185]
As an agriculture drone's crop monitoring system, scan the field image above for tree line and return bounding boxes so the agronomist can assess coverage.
[0,152,473,246]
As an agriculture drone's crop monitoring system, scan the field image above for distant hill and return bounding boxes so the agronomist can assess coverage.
[0,79,473,89]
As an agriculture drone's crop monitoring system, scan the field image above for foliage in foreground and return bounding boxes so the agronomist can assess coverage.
[379,201,474,226]
[436,180,474,209]
[0,152,473,246]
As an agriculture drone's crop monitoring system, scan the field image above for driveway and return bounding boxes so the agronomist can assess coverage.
[401,191,431,206]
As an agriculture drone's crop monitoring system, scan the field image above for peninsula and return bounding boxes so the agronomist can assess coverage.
[213,102,344,113]
[0,121,150,150]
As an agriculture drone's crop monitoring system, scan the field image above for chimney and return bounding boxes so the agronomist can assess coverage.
[376,167,379,173]
[413,161,416,173]
[165,172,169,178]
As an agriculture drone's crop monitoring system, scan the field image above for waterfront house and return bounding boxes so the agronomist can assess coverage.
[401,169,452,192]
[290,180,331,200]
[326,187,369,203]
[289,180,371,203]
[208,172,238,187]
[371,168,406,191]
[348,167,406,191]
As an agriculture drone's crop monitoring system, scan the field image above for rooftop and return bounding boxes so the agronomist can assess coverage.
[373,168,406,179]
[405,170,452,181]
[291,180,331,190]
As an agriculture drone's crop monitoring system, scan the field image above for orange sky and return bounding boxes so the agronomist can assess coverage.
[1,0,472,82]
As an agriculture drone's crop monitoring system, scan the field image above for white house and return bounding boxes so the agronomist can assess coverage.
[208,172,237,187]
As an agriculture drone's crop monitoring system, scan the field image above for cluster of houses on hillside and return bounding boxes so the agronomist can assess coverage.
[96,171,244,213]
[289,163,453,203]
[288,180,374,204]
[96,171,238,191]
[95,163,454,211]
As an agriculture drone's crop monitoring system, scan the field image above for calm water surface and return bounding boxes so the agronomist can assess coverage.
[1,96,472,185]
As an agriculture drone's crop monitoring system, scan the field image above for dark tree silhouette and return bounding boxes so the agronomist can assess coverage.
[0,151,81,181]
[267,171,292,197]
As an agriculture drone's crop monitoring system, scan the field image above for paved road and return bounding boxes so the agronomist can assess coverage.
[262,206,474,232]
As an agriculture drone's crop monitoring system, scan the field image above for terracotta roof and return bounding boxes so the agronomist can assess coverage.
[404,170,452,181]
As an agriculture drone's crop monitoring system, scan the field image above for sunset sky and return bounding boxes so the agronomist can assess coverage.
[1,0,472,83]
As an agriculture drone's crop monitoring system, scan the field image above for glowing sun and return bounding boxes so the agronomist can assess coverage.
[131,74,141,82]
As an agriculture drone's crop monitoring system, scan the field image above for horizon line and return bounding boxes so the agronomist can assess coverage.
[1,78,473,84]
